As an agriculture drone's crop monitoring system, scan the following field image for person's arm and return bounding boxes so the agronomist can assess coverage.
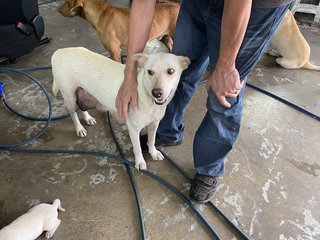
[207,0,252,108]
[116,0,156,120]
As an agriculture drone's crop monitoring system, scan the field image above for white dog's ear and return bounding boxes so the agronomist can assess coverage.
[179,56,191,70]
[132,53,149,68]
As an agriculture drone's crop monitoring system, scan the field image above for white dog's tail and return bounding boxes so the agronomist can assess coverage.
[52,199,65,212]
[52,80,60,96]
[303,61,320,71]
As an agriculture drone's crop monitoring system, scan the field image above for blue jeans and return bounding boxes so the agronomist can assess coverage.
[157,0,290,176]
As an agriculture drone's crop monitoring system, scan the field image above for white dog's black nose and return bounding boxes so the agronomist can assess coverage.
[152,88,163,98]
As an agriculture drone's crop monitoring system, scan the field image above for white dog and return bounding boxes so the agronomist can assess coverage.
[268,10,320,70]
[51,47,190,170]
[0,199,65,240]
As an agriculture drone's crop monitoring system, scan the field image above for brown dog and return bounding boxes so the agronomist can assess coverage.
[59,0,179,62]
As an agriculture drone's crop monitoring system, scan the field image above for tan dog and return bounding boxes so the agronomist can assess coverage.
[268,10,320,71]
[59,0,179,62]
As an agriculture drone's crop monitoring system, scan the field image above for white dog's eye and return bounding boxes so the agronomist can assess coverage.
[148,70,154,76]
[167,68,175,75]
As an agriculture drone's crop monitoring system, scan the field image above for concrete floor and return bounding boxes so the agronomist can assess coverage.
[1,1,320,239]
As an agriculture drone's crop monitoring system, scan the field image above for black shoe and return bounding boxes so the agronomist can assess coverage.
[189,173,218,204]
[139,134,182,153]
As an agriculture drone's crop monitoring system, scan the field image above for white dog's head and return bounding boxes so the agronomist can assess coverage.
[133,53,190,105]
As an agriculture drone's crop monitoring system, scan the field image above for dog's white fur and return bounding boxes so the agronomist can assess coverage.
[51,47,190,170]
[268,10,320,70]
[0,199,65,240]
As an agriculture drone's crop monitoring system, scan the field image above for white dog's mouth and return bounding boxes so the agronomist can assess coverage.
[153,90,173,105]
[154,98,167,105]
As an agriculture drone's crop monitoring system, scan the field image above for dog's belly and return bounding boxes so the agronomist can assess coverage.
[76,87,108,112]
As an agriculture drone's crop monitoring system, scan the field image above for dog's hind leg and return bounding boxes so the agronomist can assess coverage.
[75,87,97,126]
[107,41,122,62]
[70,110,88,137]
[82,111,97,126]
[45,219,61,239]
[276,57,304,69]
[147,121,164,161]
[62,91,88,137]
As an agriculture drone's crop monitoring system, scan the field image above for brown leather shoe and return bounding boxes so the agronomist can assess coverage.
[189,173,218,204]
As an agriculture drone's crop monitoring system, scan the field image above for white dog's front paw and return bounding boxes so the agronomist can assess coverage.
[85,116,97,126]
[135,159,147,170]
[150,149,164,161]
[76,126,87,137]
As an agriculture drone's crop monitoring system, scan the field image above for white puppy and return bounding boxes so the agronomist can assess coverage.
[268,10,320,70]
[51,47,190,170]
[0,199,65,240]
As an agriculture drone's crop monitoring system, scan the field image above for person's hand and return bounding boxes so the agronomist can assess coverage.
[116,64,139,121]
[206,62,244,108]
